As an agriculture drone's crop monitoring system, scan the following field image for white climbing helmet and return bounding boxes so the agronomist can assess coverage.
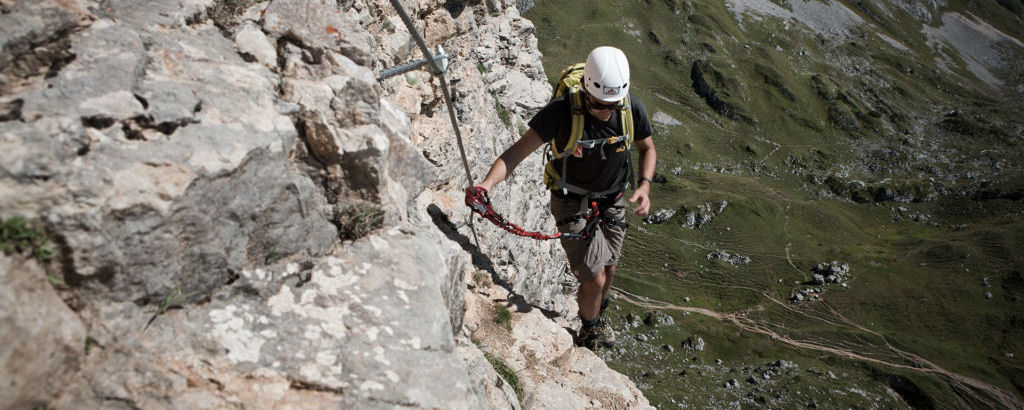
[583,46,630,102]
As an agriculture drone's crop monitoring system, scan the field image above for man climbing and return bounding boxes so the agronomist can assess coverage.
[468,46,656,349]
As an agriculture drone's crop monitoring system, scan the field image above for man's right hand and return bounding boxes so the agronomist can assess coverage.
[465,185,489,207]
[628,185,651,217]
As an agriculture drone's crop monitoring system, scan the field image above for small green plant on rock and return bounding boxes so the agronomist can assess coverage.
[210,0,268,29]
[493,301,512,331]
[517,120,529,136]
[474,270,492,288]
[145,287,197,330]
[495,99,512,128]
[337,202,385,240]
[84,337,99,355]
[472,337,523,400]
[484,351,522,400]
[265,245,280,265]
[405,73,420,86]
[1,216,54,262]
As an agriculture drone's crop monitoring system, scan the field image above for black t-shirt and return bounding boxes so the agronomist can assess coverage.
[528,93,654,192]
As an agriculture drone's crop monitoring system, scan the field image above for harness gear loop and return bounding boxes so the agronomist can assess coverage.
[559,191,630,241]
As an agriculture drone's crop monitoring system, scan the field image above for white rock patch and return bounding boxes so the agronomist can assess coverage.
[726,0,864,38]
[652,111,682,127]
[209,306,264,363]
[923,12,1024,87]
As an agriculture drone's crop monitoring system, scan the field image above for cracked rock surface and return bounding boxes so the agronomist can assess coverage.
[0,0,649,408]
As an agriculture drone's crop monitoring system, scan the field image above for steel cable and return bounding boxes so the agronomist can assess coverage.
[386,0,481,248]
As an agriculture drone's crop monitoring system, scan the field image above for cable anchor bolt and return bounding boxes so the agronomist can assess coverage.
[377,45,448,81]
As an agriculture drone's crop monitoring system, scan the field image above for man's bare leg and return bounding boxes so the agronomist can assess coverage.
[602,264,616,303]
[577,266,616,348]
[577,267,606,322]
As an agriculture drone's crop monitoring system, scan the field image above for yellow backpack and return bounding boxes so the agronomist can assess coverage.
[544,63,635,196]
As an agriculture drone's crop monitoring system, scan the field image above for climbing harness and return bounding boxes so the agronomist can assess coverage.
[465,186,628,241]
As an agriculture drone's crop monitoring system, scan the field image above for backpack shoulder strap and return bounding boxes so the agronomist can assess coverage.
[621,95,634,148]
[550,87,586,159]
[620,96,636,189]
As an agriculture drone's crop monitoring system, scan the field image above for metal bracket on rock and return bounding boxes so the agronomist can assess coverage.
[376,45,449,81]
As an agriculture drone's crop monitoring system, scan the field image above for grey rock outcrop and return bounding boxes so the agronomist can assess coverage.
[1,0,649,408]
[53,228,483,408]
[892,206,932,223]
[793,261,851,302]
[812,261,851,284]
[464,283,652,409]
[644,208,675,224]
[4,0,344,307]
[791,287,826,303]
[707,250,752,266]
[0,0,92,93]
[644,311,675,326]
[681,201,728,229]
[626,312,643,327]
[0,255,86,409]
[516,0,537,13]
[2,0,471,405]
[457,338,523,410]
[682,335,706,352]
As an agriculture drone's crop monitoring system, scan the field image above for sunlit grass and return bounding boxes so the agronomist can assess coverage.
[526,0,1024,407]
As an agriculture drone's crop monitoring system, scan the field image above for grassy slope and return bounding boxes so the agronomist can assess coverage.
[525,0,1023,408]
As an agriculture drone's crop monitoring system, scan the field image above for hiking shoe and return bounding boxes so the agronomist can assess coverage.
[580,320,616,350]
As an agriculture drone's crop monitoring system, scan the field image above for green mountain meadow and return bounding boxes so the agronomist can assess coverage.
[525,0,1023,408]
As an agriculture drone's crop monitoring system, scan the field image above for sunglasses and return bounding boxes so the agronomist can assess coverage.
[586,94,624,111]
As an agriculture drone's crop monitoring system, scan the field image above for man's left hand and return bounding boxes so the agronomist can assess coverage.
[629,186,650,217]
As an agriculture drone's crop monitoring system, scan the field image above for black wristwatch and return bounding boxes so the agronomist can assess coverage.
[639,176,652,185]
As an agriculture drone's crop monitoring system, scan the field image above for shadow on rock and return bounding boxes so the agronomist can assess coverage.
[427,204,539,315]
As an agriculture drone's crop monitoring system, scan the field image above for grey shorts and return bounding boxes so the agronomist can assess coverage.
[550,194,627,281]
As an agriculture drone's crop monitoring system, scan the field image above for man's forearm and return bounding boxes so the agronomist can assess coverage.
[637,145,657,182]
[476,128,544,191]
[478,158,510,190]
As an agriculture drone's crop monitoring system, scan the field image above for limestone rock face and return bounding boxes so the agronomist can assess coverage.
[262,0,374,66]
[464,283,653,409]
[0,0,649,408]
[0,255,86,409]
[0,0,92,93]
[53,228,482,409]
[3,0,340,307]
